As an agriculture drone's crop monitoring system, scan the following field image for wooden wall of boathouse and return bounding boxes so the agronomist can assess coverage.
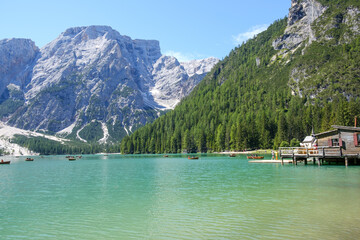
[316,126,360,156]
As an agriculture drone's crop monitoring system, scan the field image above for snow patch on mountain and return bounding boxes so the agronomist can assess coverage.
[57,122,76,135]
[0,122,68,156]
[98,122,109,144]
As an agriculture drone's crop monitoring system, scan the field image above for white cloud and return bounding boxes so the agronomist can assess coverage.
[164,50,205,62]
[232,24,269,45]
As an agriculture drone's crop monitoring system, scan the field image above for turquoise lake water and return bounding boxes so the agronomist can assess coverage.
[0,154,360,239]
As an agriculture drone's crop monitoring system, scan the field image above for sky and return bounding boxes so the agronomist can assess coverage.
[0,0,291,61]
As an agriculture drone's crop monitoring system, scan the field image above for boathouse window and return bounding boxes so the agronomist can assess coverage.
[354,133,360,147]
[331,138,339,147]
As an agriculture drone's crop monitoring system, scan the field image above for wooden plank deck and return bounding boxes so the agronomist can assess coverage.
[279,146,360,166]
[279,146,343,159]
[248,159,293,163]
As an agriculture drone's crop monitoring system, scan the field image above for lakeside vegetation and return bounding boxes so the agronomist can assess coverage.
[10,135,122,155]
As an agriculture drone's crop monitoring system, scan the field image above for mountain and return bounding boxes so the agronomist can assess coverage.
[121,0,360,154]
[0,26,218,145]
[151,56,219,109]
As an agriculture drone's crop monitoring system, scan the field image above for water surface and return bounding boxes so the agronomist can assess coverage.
[0,154,359,239]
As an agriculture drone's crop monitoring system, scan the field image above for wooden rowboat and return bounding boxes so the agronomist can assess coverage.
[188,156,199,160]
[68,157,76,161]
[247,156,264,159]
[0,160,10,164]
[25,158,34,161]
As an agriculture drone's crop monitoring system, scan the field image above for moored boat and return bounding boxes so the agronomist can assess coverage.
[229,153,236,157]
[163,155,169,157]
[25,158,34,161]
[247,155,264,159]
[188,156,199,160]
[68,157,76,161]
[0,160,10,164]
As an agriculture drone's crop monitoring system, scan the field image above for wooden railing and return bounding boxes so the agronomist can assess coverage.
[279,146,342,158]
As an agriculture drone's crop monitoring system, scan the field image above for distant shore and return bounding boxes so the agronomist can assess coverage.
[217,150,273,155]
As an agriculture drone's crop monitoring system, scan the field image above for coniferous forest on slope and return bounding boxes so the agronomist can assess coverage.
[7,0,360,155]
[120,1,360,154]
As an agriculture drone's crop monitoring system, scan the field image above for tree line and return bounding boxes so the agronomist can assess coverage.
[120,13,360,154]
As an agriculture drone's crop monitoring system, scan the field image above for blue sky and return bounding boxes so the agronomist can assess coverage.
[0,0,290,61]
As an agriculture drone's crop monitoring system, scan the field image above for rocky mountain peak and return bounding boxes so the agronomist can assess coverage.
[151,56,218,109]
[181,57,219,78]
[0,38,39,100]
[288,0,326,26]
[0,26,218,143]
[272,0,327,53]
[0,38,39,72]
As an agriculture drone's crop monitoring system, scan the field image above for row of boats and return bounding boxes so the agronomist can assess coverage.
[0,157,34,164]
[1,154,264,164]
[163,155,264,160]
[163,155,199,160]
[0,156,84,164]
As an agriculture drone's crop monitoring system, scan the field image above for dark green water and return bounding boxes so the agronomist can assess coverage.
[0,154,359,239]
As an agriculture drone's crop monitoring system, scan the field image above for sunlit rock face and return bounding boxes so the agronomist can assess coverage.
[0,26,218,142]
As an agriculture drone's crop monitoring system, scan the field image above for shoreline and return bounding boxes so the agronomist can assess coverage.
[217,150,272,155]
[248,159,292,163]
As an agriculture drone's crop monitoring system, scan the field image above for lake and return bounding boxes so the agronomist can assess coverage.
[0,154,359,239]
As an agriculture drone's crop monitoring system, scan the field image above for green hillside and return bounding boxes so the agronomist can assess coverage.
[121,0,360,154]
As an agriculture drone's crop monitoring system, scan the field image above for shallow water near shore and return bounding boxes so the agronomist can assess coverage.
[1,154,359,239]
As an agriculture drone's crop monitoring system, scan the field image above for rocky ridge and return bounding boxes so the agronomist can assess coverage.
[151,56,219,109]
[272,0,328,54]
[270,0,360,98]
[0,26,218,144]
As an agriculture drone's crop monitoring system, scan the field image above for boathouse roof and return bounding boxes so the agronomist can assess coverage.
[331,125,360,131]
[314,125,360,138]
[314,129,338,137]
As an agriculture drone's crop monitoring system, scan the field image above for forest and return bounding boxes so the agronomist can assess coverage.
[10,0,360,155]
[11,135,121,155]
[120,2,360,154]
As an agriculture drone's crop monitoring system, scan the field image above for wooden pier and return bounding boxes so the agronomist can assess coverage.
[279,146,360,166]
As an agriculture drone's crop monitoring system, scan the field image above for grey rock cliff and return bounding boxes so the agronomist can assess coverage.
[0,26,218,142]
[273,0,327,51]
[0,39,39,102]
[271,0,360,99]
[151,56,218,109]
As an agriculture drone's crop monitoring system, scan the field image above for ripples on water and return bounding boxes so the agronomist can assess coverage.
[0,154,360,239]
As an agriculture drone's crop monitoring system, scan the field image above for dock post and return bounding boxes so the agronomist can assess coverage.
[294,157,297,165]
[304,158,308,165]
[281,157,284,165]
[345,157,348,167]
[318,158,321,166]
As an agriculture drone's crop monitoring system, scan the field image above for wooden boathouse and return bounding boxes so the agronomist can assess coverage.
[279,125,360,166]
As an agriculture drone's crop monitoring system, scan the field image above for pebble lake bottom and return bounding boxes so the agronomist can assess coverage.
[0,154,359,239]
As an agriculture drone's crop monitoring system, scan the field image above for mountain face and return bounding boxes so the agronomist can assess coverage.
[0,26,218,143]
[121,0,360,154]
[0,39,39,103]
[151,56,219,109]
[273,0,327,52]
